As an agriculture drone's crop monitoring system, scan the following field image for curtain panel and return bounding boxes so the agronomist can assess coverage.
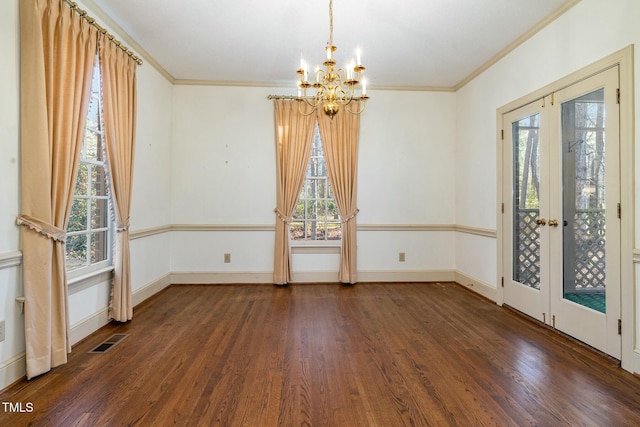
[99,35,138,322]
[273,100,316,284]
[18,0,98,379]
[317,103,361,284]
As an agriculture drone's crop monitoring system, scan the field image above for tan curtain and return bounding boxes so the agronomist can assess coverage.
[273,100,315,284]
[317,103,361,284]
[18,0,97,379]
[99,35,138,321]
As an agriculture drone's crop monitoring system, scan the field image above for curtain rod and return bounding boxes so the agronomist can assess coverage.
[63,0,143,66]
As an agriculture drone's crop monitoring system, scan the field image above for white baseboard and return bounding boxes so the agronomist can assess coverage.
[69,308,110,346]
[0,353,26,392]
[454,270,497,302]
[171,270,460,284]
[171,271,273,284]
[290,271,339,283]
[358,270,456,283]
[132,273,172,306]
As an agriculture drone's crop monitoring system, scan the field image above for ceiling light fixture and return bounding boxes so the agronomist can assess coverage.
[296,0,369,119]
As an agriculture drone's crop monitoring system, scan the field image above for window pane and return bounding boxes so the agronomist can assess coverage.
[92,165,107,196]
[314,222,326,240]
[327,201,339,219]
[512,113,541,289]
[327,222,342,240]
[290,221,304,239]
[316,200,327,218]
[74,163,89,196]
[85,130,98,161]
[290,124,341,241]
[90,231,108,263]
[86,97,99,137]
[317,179,327,199]
[292,202,304,220]
[66,58,111,273]
[66,234,87,271]
[91,199,109,228]
[305,200,316,218]
[68,199,88,232]
[301,179,315,199]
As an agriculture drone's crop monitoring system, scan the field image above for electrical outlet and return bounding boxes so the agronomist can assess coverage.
[0,320,5,342]
[224,253,231,263]
[399,252,406,262]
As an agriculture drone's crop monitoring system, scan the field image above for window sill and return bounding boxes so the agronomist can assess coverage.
[291,242,341,254]
[68,265,114,294]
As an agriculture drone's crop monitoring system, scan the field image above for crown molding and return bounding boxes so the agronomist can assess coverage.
[173,79,456,92]
[454,0,582,90]
[80,0,175,83]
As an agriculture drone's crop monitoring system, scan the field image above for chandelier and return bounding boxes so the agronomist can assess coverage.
[296,0,369,119]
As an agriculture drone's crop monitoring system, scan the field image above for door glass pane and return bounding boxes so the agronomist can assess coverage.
[512,114,541,289]
[561,89,606,313]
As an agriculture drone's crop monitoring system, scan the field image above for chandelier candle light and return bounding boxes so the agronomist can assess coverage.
[296,0,369,118]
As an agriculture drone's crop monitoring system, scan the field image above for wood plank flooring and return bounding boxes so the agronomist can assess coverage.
[2,282,640,426]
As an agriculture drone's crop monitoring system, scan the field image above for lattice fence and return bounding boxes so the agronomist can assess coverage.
[513,208,606,292]
[573,209,606,291]
[514,209,541,289]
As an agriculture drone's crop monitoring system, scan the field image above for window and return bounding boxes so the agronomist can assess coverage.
[66,61,112,273]
[290,124,341,241]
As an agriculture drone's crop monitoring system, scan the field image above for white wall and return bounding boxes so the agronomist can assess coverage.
[0,0,173,389]
[358,90,456,276]
[455,0,640,371]
[169,86,457,282]
[0,0,26,389]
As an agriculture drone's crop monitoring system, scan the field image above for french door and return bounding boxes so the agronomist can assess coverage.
[502,67,621,358]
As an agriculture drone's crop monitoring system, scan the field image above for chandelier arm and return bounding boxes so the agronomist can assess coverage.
[301,96,323,109]
[332,77,357,106]
[336,67,359,85]
[345,100,367,115]
[334,87,352,105]
[298,101,318,116]
[315,69,328,85]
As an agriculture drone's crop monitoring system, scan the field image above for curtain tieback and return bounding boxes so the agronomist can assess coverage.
[16,214,66,242]
[116,218,130,233]
[342,209,359,224]
[274,208,291,224]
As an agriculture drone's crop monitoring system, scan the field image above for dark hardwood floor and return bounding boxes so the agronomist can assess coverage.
[2,282,640,426]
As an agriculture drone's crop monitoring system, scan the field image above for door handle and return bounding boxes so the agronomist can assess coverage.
[549,219,559,227]
[536,218,547,226]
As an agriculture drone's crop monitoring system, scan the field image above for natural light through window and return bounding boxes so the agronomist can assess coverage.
[290,124,341,241]
[66,61,112,273]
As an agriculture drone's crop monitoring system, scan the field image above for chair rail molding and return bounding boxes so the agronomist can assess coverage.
[0,251,22,269]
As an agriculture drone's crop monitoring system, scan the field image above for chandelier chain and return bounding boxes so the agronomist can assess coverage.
[328,0,334,47]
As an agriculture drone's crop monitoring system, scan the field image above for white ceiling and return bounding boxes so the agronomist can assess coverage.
[88,0,575,89]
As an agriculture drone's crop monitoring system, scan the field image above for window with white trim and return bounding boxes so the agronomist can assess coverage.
[290,124,342,241]
[66,61,112,273]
